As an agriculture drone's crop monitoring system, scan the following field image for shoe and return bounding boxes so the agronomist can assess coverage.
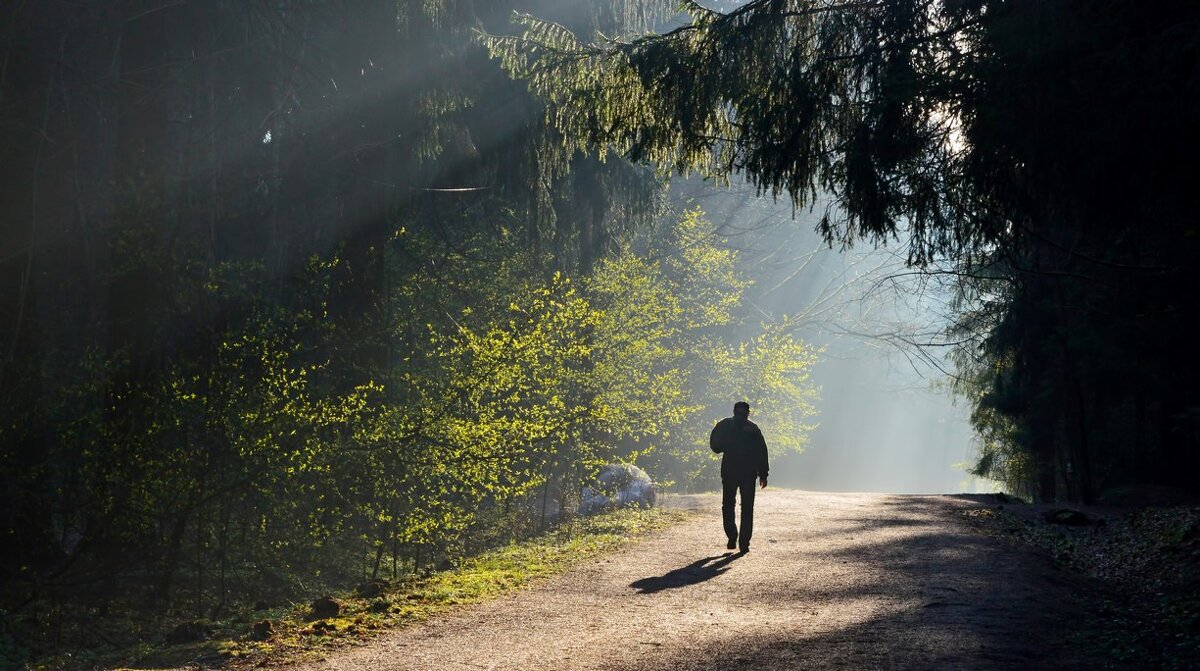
[738,546,750,554]
[726,538,737,550]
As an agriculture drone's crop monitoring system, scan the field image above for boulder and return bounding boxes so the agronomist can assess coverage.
[579,486,610,516]
[355,579,387,598]
[579,463,655,516]
[250,620,273,641]
[308,595,341,619]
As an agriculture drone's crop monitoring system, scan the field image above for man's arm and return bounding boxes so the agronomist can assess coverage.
[757,430,769,487]
[709,420,725,453]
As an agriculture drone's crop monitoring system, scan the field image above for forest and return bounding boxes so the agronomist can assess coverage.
[0,1,820,662]
[2,0,1198,667]
[487,0,1200,502]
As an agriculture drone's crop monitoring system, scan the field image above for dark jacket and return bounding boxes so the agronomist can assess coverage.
[709,416,769,481]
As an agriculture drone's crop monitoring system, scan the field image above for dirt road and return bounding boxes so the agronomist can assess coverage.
[293,490,1096,670]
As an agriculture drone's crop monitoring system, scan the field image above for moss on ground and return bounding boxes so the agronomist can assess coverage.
[25,507,688,671]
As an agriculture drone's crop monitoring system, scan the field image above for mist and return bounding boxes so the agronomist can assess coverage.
[671,180,982,494]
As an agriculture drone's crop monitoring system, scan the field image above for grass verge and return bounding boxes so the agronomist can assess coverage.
[28,507,689,671]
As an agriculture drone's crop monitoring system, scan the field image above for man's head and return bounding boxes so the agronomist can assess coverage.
[733,401,750,418]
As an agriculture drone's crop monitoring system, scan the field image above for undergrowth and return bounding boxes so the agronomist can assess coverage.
[962,502,1200,670]
[18,507,687,671]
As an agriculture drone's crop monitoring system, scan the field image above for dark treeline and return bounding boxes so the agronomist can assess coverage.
[492,0,1200,504]
[0,0,821,656]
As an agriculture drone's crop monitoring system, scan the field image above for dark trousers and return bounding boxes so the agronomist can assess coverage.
[722,475,757,548]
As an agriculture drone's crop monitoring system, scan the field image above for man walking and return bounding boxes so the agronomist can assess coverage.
[709,401,769,553]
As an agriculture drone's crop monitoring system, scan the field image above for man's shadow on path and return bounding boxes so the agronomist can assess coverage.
[629,552,744,594]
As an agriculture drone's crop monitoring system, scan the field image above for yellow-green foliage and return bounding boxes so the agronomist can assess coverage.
[587,208,819,484]
[373,206,819,513]
[707,326,821,455]
[95,507,684,670]
[22,205,817,671]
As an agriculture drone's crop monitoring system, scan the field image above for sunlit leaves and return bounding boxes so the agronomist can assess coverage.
[384,205,821,515]
[708,325,822,455]
[486,0,989,265]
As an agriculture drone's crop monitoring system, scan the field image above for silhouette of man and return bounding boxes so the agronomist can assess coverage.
[709,401,769,553]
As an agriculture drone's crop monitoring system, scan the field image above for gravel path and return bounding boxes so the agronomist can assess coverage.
[291,490,1095,670]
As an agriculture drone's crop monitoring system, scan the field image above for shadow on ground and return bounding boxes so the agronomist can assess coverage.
[630,552,744,594]
[618,494,1107,671]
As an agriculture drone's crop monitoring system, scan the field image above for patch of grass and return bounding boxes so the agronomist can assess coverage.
[31,507,686,670]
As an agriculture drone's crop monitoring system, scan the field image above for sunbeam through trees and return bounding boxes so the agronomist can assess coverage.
[1,0,1197,668]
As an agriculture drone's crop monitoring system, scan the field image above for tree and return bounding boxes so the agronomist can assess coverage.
[0,0,689,654]
[487,0,1200,502]
[587,208,821,487]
